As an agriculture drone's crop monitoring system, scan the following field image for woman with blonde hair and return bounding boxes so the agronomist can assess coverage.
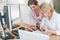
[40,2,60,35]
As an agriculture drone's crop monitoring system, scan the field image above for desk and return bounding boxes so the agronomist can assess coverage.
[0,38,16,40]
[50,35,60,40]
[13,22,29,31]
[0,28,16,40]
[0,38,2,40]
[18,22,60,40]
[1,22,60,40]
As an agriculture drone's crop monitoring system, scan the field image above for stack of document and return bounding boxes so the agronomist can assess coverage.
[18,30,49,40]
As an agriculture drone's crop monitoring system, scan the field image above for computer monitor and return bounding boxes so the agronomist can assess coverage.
[0,13,6,39]
[3,6,12,31]
[0,13,3,26]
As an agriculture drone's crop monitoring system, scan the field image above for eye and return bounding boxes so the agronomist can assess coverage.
[31,6,35,9]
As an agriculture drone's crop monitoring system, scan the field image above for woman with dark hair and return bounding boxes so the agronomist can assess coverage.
[28,0,38,6]
[26,0,43,31]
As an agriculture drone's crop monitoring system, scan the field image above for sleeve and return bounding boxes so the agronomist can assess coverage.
[56,14,60,35]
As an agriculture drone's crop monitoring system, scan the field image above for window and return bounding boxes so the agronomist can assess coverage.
[54,0,60,13]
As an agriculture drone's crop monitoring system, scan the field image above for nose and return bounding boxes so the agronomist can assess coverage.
[30,6,36,10]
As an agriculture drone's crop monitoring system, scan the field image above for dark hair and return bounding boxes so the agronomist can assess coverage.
[28,0,38,6]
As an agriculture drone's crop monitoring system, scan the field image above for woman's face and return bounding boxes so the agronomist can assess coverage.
[29,4,38,11]
[42,12,50,17]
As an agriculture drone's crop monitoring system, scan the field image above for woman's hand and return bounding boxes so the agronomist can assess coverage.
[47,30,56,35]
[25,27,33,32]
[41,27,51,35]
[41,27,48,32]
[30,25,37,31]
[25,25,37,32]
[41,27,56,35]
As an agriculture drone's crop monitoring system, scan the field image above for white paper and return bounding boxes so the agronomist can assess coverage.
[33,30,49,38]
[18,30,49,40]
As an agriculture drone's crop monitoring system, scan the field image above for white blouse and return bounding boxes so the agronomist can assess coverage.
[40,10,60,35]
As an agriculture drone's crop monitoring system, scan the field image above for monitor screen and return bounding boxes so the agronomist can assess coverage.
[3,6,12,31]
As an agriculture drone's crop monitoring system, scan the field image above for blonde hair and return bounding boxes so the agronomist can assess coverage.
[40,2,53,13]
